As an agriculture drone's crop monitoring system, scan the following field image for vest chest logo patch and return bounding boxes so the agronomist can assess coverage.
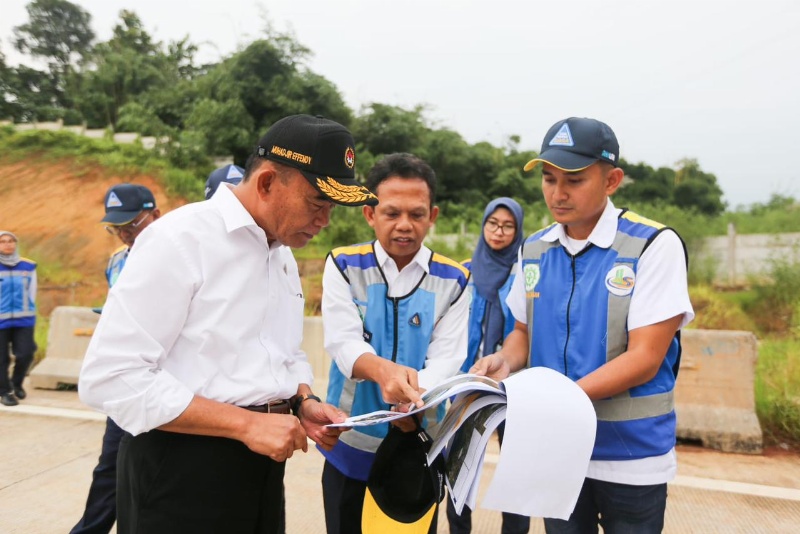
[524,263,540,292]
[409,313,421,327]
[605,265,635,296]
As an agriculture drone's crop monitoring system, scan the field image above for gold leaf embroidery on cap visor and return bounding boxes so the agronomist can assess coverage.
[316,177,377,204]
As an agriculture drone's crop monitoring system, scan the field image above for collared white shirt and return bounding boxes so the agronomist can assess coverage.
[322,241,470,392]
[506,199,695,485]
[79,184,313,435]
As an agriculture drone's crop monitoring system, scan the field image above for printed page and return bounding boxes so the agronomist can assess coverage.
[481,367,596,520]
[427,391,507,462]
[445,403,507,515]
[326,373,504,428]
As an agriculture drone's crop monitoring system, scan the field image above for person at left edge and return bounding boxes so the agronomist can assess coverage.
[70,183,160,534]
[78,114,378,534]
[320,152,470,534]
[0,231,37,407]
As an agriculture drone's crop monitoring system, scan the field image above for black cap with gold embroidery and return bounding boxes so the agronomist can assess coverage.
[255,115,378,206]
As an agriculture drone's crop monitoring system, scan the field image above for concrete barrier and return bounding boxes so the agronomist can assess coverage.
[675,329,763,454]
[30,307,333,390]
[301,316,332,381]
[29,306,99,389]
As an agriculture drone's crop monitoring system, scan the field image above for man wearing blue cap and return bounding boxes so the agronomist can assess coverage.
[205,164,245,200]
[79,115,377,533]
[71,183,160,534]
[472,117,694,533]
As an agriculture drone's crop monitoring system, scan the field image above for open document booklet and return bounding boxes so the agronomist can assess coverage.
[327,368,598,519]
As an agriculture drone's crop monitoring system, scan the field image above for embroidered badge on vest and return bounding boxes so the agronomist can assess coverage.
[409,313,421,327]
[605,265,635,296]
[524,262,541,298]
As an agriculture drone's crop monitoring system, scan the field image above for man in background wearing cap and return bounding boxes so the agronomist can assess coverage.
[71,183,160,534]
[79,115,377,533]
[472,118,694,533]
[205,163,245,200]
[320,153,469,533]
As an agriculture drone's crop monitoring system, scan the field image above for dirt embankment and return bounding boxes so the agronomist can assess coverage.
[0,158,187,316]
[0,157,326,316]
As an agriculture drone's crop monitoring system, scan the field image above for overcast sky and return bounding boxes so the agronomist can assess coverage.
[3,0,800,208]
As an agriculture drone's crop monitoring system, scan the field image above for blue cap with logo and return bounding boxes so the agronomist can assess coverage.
[101,184,156,225]
[205,164,245,200]
[524,117,619,172]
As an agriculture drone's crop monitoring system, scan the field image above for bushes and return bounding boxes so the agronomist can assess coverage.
[688,285,756,331]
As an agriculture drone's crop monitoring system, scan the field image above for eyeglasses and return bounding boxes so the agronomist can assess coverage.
[105,211,153,236]
[485,219,516,235]
[0,238,16,244]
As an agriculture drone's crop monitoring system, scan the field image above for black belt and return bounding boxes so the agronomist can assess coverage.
[242,399,291,415]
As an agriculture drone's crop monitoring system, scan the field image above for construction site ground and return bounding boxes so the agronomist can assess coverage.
[2,384,800,533]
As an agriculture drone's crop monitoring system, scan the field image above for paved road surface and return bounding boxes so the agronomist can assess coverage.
[2,388,800,533]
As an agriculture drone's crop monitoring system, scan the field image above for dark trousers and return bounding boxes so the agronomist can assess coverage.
[322,460,438,534]
[543,478,667,534]
[0,326,35,395]
[117,429,286,534]
[446,422,530,534]
[70,418,127,534]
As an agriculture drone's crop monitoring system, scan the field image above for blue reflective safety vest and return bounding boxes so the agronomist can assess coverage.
[322,242,469,481]
[106,246,129,288]
[460,259,516,373]
[0,258,37,329]
[521,211,685,461]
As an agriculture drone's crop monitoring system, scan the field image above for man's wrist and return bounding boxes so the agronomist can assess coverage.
[291,393,321,417]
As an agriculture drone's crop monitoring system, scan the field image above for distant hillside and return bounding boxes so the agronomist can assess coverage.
[0,156,187,317]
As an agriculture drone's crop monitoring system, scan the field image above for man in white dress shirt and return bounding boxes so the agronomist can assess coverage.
[79,114,378,534]
[319,153,470,533]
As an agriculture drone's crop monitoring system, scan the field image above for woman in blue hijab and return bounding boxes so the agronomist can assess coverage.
[461,197,525,372]
[449,198,529,534]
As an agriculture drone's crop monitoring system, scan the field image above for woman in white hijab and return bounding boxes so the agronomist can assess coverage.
[0,231,38,406]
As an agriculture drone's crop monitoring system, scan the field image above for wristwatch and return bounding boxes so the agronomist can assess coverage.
[292,393,321,417]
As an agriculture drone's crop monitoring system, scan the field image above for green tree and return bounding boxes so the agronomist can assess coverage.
[13,0,95,109]
[76,10,196,128]
[184,98,254,156]
[353,103,428,156]
[672,158,726,216]
[615,159,675,205]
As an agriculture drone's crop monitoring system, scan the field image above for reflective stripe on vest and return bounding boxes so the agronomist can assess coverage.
[522,214,675,422]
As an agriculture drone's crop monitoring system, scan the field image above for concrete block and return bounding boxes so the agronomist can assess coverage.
[30,310,332,390]
[29,306,98,389]
[112,132,138,144]
[83,129,107,139]
[302,316,331,381]
[675,329,763,454]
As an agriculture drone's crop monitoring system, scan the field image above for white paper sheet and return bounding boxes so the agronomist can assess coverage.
[481,367,596,520]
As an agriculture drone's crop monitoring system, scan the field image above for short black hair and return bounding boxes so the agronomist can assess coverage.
[366,153,437,206]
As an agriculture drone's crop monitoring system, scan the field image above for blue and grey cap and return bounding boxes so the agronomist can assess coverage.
[101,184,156,225]
[524,117,619,172]
[205,164,245,200]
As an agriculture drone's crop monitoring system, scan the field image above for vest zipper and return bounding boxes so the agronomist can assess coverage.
[391,297,399,362]
[563,255,577,375]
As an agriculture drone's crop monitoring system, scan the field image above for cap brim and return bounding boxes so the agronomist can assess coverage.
[101,210,142,225]
[523,149,598,172]
[362,487,436,534]
[302,172,379,206]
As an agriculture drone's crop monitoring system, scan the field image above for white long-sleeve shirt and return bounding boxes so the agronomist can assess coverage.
[79,184,313,435]
[321,241,470,392]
